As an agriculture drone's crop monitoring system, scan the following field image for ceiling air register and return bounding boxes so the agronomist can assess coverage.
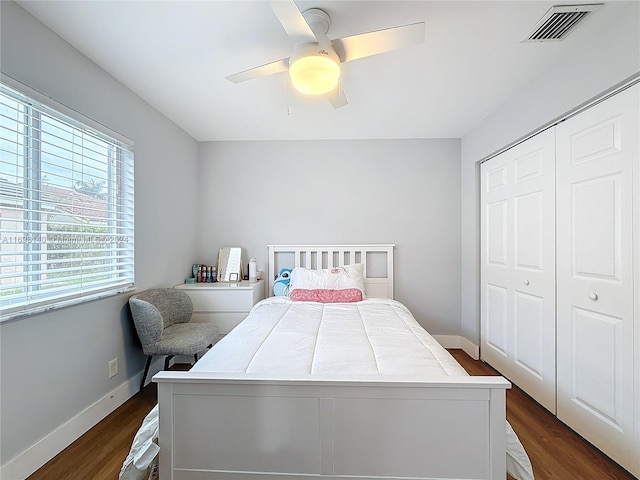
[524,4,602,42]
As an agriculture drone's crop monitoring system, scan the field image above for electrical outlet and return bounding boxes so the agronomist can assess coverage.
[108,358,118,378]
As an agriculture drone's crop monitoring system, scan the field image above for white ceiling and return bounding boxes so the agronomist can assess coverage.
[16,1,631,142]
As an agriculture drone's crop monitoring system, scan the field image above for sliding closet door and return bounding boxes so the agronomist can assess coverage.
[556,83,638,475]
[480,128,556,413]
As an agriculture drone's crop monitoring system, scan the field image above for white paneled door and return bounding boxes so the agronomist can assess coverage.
[556,84,638,475]
[481,128,557,413]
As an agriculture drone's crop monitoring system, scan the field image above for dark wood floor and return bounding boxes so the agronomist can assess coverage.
[29,351,636,480]
[448,350,635,480]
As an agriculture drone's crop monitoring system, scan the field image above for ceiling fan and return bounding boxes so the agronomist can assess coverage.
[225,1,425,108]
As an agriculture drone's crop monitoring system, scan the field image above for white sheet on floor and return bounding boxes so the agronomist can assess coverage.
[119,405,159,480]
[191,297,534,480]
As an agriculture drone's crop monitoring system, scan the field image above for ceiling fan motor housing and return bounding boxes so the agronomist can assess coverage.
[289,39,341,67]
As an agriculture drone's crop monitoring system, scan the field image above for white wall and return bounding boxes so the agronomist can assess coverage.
[460,2,640,343]
[0,1,199,473]
[197,139,461,335]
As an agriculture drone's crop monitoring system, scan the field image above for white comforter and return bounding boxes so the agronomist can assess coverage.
[192,297,465,376]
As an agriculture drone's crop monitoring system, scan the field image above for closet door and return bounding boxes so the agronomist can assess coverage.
[556,84,638,475]
[480,128,556,413]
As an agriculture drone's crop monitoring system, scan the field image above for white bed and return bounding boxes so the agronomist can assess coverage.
[151,244,532,480]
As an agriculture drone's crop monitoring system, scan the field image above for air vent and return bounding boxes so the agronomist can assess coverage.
[524,4,602,42]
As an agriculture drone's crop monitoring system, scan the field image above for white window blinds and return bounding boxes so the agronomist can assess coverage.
[0,81,135,320]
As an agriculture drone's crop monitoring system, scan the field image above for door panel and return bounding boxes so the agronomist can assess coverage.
[485,283,508,356]
[515,150,544,182]
[486,164,508,191]
[571,175,621,280]
[571,307,622,427]
[486,201,507,265]
[556,84,638,474]
[571,116,621,164]
[514,291,544,378]
[515,192,543,270]
[481,127,556,413]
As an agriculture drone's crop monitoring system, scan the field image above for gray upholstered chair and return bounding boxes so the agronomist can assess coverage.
[129,288,220,390]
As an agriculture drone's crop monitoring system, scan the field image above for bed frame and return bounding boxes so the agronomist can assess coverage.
[154,244,510,480]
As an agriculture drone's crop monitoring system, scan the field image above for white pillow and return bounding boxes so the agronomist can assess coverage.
[290,263,365,296]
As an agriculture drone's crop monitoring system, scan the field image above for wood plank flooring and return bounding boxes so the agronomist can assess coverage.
[28,352,636,480]
[27,381,157,480]
[449,350,635,480]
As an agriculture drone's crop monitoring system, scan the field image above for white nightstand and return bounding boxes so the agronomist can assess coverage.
[175,280,265,334]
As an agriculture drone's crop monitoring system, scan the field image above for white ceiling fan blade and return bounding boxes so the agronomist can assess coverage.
[269,1,318,44]
[332,22,425,63]
[328,84,348,109]
[226,58,289,84]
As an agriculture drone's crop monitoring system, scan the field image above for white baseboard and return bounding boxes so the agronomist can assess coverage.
[433,334,462,349]
[0,373,142,479]
[433,335,480,360]
[460,336,480,360]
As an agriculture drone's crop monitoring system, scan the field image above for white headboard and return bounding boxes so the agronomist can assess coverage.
[267,244,395,299]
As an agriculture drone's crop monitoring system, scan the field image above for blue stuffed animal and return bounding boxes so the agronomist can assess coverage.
[273,268,292,296]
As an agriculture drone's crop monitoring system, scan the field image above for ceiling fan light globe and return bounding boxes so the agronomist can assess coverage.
[289,55,340,95]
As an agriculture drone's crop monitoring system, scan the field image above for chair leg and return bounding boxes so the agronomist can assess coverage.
[192,344,213,365]
[164,355,174,370]
[140,356,153,392]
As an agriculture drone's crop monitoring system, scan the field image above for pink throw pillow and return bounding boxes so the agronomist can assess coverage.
[289,288,363,303]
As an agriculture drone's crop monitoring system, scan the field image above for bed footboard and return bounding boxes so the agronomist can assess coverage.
[154,372,510,480]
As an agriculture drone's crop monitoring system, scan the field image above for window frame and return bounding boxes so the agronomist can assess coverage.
[0,76,135,321]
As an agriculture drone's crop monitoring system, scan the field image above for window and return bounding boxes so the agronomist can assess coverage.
[0,80,134,320]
